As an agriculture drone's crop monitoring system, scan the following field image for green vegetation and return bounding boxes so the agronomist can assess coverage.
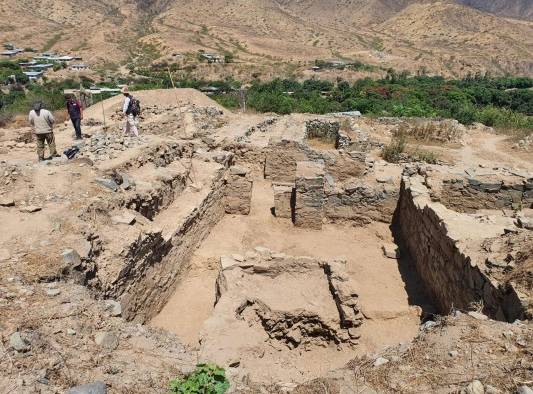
[382,133,407,163]
[242,72,533,132]
[42,33,63,52]
[0,60,98,126]
[169,364,229,394]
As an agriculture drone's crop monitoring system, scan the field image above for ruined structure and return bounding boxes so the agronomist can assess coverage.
[0,89,531,393]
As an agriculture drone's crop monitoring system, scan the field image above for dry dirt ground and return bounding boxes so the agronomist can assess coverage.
[0,89,532,393]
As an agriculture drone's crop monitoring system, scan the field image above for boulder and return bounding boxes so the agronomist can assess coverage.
[62,249,82,268]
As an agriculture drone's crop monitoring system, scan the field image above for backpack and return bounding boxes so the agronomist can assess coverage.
[128,96,141,116]
[63,146,80,159]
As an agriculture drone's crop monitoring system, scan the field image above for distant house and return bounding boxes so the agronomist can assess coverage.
[200,53,225,64]
[199,86,221,95]
[1,48,23,57]
[28,63,54,71]
[23,71,44,80]
[325,59,346,68]
[19,61,38,67]
[70,64,89,71]
[34,53,73,62]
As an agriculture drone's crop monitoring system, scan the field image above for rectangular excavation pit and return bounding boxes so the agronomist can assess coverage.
[199,251,361,384]
[151,177,432,386]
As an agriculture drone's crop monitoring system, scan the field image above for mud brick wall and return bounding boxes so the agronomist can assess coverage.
[440,177,533,213]
[324,182,398,225]
[394,176,524,322]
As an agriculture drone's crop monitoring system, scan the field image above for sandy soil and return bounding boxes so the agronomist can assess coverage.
[151,179,426,357]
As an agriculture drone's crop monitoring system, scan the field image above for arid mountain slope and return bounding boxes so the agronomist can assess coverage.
[457,0,533,20]
[0,0,532,77]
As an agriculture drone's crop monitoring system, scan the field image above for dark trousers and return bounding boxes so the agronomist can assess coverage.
[71,117,82,138]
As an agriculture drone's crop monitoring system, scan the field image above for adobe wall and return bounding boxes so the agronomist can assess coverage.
[394,175,525,322]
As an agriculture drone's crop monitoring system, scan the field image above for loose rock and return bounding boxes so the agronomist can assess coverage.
[94,332,119,350]
[68,381,107,394]
[373,357,389,367]
[465,380,485,394]
[9,332,30,352]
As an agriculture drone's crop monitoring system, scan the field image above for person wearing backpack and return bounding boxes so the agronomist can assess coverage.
[121,86,139,137]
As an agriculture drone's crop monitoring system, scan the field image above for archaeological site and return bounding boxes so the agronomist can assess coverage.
[0,89,531,394]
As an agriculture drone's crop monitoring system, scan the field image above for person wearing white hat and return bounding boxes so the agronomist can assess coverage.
[121,86,139,137]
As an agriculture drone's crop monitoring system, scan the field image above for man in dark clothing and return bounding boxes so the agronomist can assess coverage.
[66,95,83,140]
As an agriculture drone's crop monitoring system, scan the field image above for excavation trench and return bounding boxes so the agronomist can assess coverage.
[83,140,528,385]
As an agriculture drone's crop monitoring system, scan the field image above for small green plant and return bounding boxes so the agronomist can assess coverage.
[412,148,439,164]
[382,134,407,163]
[169,363,230,394]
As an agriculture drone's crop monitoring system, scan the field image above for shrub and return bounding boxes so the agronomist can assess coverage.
[412,149,439,164]
[382,133,407,163]
[169,364,229,394]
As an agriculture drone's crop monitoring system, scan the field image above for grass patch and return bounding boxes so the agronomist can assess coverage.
[42,33,63,52]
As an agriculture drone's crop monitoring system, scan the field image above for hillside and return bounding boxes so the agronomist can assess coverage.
[0,0,532,78]
[457,0,533,20]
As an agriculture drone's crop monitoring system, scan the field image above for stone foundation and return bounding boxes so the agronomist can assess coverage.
[294,161,325,229]
[439,176,533,212]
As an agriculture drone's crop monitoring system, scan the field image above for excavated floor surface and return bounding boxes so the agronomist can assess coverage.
[151,180,429,383]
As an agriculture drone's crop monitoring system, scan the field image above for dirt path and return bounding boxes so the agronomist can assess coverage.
[151,180,427,356]
[457,131,532,170]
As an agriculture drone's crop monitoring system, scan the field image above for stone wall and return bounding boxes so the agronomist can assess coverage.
[111,168,228,323]
[394,175,525,322]
[273,183,294,218]
[324,181,398,225]
[88,163,254,323]
[224,165,253,215]
[294,162,325,229]
[439,177,533,213]
[264,140,367,183]
[264,140,315,182]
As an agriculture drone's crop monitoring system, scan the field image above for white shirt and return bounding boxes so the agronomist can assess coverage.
[123,96,131,114]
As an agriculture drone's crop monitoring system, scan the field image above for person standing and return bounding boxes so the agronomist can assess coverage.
[121,86,139,137]
[28,101,59,161]
[66,95,83,140]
